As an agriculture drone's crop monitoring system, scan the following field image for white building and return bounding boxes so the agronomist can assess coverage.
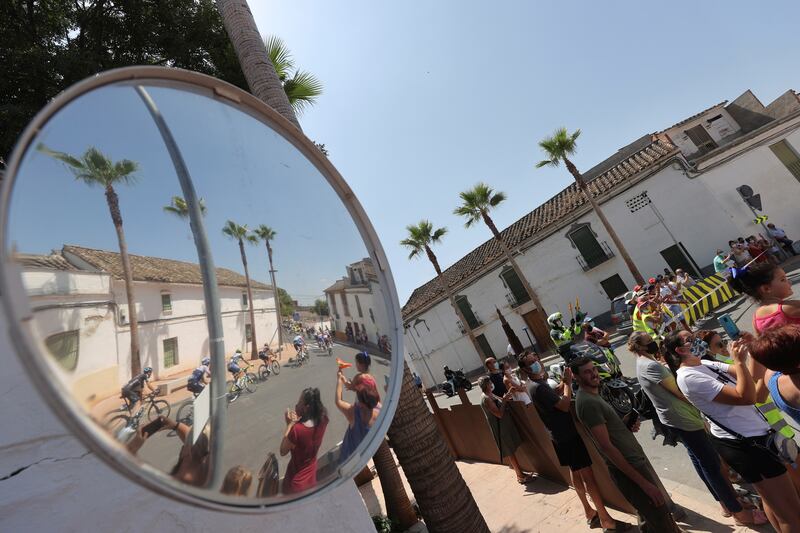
[324,258,391,348]
[19,244,278,409]
[404,89,800,387]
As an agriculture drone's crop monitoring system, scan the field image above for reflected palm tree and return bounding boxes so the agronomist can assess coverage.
[252,224,283,349]
[163,195,207,218]
[223,220,259,359]
[38,144,144,376]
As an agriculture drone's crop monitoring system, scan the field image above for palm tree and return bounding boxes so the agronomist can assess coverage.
[222,220,259,359]
[387,363,489,533]
[454,183,554,351]
[536,128,645,285]
[215,0,301,129]
[163,195,207,218]
[265,35,323,115]
[372,439,418,529]
[38,144,143,376]
[400,220,484,364]
[252,224,283,350]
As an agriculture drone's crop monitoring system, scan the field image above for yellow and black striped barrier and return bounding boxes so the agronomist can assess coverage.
[676,273,735,327]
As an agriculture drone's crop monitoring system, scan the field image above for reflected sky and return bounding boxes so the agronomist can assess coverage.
[8,83,368,303]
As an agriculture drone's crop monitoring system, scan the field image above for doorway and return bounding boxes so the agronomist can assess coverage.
[522,308,552,352]
[660,243,700,278]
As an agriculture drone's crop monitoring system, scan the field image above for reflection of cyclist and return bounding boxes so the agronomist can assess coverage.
[293,335,305,355]
[122,367,155,414]
[187,357,211,395]
[227,351,250,386]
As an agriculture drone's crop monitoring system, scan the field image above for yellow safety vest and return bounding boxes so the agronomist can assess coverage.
[716,356,794,439]
[632,306,647,333]
[550,325,580,347]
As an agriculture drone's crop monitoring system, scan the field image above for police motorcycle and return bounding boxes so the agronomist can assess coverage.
[440,366,472,397]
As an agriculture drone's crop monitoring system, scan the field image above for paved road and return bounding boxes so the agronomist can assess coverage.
[136,342,392,483]
[431,261,800,497]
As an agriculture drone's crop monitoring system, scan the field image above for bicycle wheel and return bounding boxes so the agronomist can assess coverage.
[107,415,131,440]
[175,401,194,426]
[148,399,171,421]
[271,360,281,375]
[258,364,269,381]
[244,373,257,393]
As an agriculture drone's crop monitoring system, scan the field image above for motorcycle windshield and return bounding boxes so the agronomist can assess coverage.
[570,343,608,364]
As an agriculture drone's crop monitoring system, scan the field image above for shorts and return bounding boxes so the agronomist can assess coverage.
[121,389,140,404]
[228,364,241,375]
[553,437,593,472]
[187,380,204,394]
[710,435,786,483]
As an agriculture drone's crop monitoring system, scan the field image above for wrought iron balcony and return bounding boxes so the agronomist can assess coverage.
[576,241,616,271]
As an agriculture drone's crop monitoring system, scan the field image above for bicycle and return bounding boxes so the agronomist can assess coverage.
[258,353,281,381]
[292,344,309,367]
[106,391,170,439]
[227,370,257,403]
[175,390,201,427]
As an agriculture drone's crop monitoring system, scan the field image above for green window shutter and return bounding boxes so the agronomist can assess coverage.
[600,274,628,300]
[45,330,80,371]
[161,293,172,312]
[476,334,494,358]
[500,266,530,305]
[570,226,606,268]
[770,140,800,181]
[163,337,178,368]
[455,295,480,329]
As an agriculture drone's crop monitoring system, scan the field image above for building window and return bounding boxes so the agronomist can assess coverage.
[349,268,357,285]
[476,334,494,358]
[600,275,628,301]
[770,140,800,181]
[163,337,178,368]
[684,124,717,154]
[341,293,351,316]
[245,324,253,342]
[161,293,172,313]
[242,292,248,308]
[355,295,363,317]
[499,266,530,307]
[455,295,480,329]
[45,330,79,371]
[567,225,612,270]
[369,308,375,323]
[329,295,339,319]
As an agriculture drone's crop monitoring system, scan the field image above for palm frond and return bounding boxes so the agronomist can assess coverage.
[245,234,259,245]
[264,35,294,81]
[283,70,323,113]
[489,191,506,207]
[431,227,447,242]
[535,159,557,168]
[223,219,247,240]
[36,144,83,169]
[253,224,277,241]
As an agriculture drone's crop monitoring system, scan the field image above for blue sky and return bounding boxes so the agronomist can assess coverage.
[250,0,800,303]
[9,84,367,304]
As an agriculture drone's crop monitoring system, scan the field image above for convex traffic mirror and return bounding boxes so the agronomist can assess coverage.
[1,67,402,511]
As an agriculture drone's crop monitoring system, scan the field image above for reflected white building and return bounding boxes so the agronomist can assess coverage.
[324,258,390,350]
[19,245,278,409]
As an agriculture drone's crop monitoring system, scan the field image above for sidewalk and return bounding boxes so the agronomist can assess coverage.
[360,459,767,532]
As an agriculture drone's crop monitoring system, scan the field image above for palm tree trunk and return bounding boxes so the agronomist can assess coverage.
[425,246,485,365]
[388,363,489,533]
[105,185,141,377]
[265,242,283,349]
[215,0,301,130]
[564,158,645,285]
[372,439,418,529]
[238,239,259,359]
[481,212,555,351]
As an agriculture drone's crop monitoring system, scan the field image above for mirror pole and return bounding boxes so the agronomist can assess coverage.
[135,86,227,490]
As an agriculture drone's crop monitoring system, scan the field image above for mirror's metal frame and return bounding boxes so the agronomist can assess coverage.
[0,66,404,512]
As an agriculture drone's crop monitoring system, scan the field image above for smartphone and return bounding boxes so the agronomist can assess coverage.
[625,410,639,430]
[718,313,740,340]
[141,417,166,438]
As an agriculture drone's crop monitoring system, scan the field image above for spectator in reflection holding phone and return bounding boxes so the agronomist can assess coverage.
[281,387,329,494]
[336,370,381,463]
[573,356,683,532]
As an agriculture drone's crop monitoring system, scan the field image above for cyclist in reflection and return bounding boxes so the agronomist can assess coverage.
[187,357,211,395]
[281,388,329,494]
[293,334,305,356]
[121,366,155,415]
[227,350,250,390]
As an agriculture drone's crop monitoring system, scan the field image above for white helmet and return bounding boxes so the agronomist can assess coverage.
[547,312,563,326]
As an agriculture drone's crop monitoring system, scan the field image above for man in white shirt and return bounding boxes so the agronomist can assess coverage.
[767,223,797,256]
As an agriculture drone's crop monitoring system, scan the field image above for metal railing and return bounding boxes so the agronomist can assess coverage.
[576,241,615,271]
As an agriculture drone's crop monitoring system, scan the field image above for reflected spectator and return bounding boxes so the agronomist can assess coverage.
[221,465,253,496]
[713,249,734,273]
[336,369,381,463]
[484,357,508,396]
[730,240,752,267]
[749,324,800,426]
[746,236,769,264]
[281,388,329,494]
[729,262,800,335]
[170,423,211,488]
[521,352,631,531]
[767,223,797,256]
[675,269,695,288]
[477,376,534,484]
[573,356,682,532]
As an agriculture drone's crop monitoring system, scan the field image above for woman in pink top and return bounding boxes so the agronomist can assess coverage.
[280,387,329,494]
[728,262,800,334]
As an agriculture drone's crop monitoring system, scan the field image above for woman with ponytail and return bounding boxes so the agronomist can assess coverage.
[665,330,800,531]
[727,262,800,334]
[281,387,329,494]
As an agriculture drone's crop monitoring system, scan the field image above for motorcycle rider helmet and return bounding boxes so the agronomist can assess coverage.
[547,312,563,327]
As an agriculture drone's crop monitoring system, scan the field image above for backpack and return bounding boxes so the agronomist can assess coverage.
[256,453,280,497]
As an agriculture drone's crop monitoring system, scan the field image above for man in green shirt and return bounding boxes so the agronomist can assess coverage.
[713,249,732,273]
[572,356,682,532]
